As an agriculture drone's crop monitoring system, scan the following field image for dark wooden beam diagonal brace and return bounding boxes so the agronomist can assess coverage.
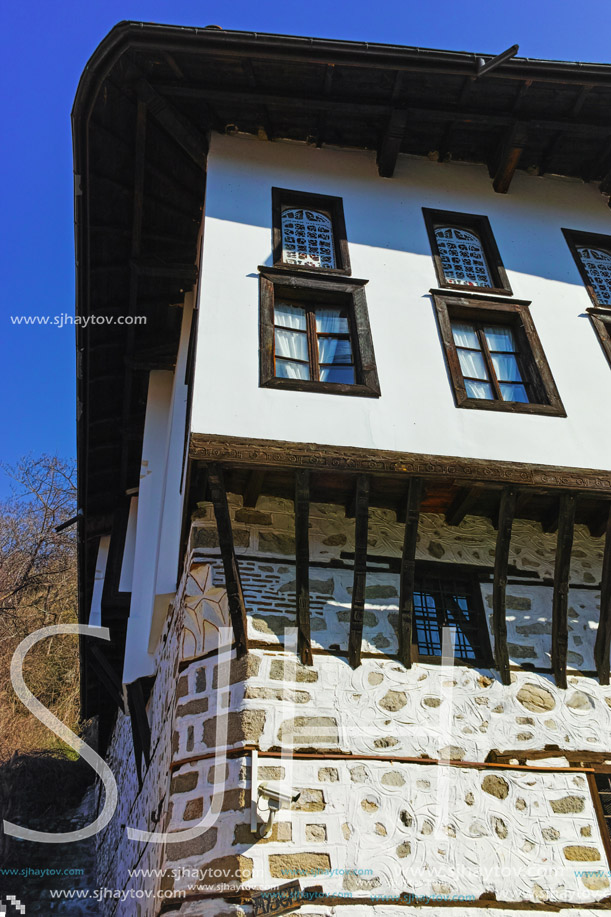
[136,78,209,170]
[398,478,423,668]
[491,122,529,193]
[243,470,265,508]
[594,505,611,684]
[207,463,249,658]
[348,475,370,669]
[446,484,486,527]
[493,486,516,685]
[377,109,408,178]
[552,493,576,689]
[295,471,313,666]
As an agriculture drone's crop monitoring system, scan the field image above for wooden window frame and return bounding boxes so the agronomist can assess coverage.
[562,227,611,308]
[259,266,380,398]
[423,208,513,296]
[432,290,566,417]
[272,187,351,276]
[588,308,611,368]
[410,561,494,668]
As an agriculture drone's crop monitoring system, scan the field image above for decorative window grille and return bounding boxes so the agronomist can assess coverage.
[435,227,492,288]
[281,209,336,269]
[413,571,490,663]
[577,246,611,305]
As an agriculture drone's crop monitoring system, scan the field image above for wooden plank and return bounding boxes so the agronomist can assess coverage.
[445,484,486,526]
[207,463,249,658]
[243,470,266,508]
[398,478,423,668]
[295,471,313,666]
[493,487,516,685]
[377,109,408,178]
[348,475,369,669]
[552,494,576,689]
[594,505,611,684]
[492,122,528,193]
[126,679,152,787]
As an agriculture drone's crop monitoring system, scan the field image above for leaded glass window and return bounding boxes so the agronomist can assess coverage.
[281,209,336,269]
[273,302,355,383]
[413,571,490,663]
[577,246,611,306]
[451,320,530,403]
[435,227,492,288]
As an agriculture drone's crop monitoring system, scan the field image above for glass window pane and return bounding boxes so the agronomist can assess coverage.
[275,328,308,361]
[274,302,307,330]
[315,308,349,334]
[490,352,523,382]
[465,379,494,400]
[483,326,516,352]
[282,208,336,269]
[451,322,479,348]
[318,336,353,364]
[458,348,489,381]
[319,365,355,384]
[275,358,310,380]
[500,383,529,403]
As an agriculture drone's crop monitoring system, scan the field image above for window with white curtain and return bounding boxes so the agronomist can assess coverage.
[576,246,611,306]
[273,301,355,383]
[451,320,530,403]
[281,209,336,269]
[435,227,492,288]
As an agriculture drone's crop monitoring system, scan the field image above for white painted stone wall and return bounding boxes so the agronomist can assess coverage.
[192,133,611,471]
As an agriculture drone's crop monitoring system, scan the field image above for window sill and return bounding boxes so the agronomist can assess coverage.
[260,265,367,286]
[261,376,381,398]
[455,394,567,417]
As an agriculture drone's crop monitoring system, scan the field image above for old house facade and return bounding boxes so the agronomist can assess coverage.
[72,22,611,917]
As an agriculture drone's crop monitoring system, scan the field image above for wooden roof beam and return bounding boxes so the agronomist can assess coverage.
[136,77,209,170]
[295,471,313,666]
[445,484,486,526]
[493,487,516,685]
[594,505,611,684]
[207,463,249,658]
[243,470,266,508]
[348,475,369,669]
[377,109,408,178]
[492,122,528,194]
[552,494,576,689]
[398,478,423,668]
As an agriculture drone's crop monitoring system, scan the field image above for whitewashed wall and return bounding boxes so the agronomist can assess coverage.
[192,133,611,471]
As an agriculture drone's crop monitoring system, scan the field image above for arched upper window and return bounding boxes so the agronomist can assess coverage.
[434,226,492,288]
[281,208,336,269]
[577,246,611,306]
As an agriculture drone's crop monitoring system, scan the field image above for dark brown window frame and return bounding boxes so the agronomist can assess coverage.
[562,227,611,308]
[272,187,351,276]
[432,290,566,417]
[423,208,513,296]
[588,308,611,368]
[259,266,380,398]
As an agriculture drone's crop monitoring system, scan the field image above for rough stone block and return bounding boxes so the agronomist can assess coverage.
[170,772,199,794]
[268,852,331,878]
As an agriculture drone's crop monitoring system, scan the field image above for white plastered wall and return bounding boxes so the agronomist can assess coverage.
[192,133,611,471]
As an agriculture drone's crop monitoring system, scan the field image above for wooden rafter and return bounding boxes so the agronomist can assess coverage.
[446,484,486,526]
[492,122,528,193]
[136,77,209,169]
[552,494,576,688]
[295,471,313,666]
[377,109,408,178]
[594,505,611,684]
[348,476,369,669]
[398,478,423,668]
[243,470,266,508]
[126,679,152,788]
[207,463,249,658]
[493,487,516,685]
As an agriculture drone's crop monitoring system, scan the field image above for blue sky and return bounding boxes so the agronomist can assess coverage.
[1,0,609,497]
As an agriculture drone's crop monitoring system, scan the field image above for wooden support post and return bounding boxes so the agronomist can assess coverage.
[493,486,516,685]
[348,475,369,669]
[243,470,265,508]
[594,505,611,684]
[492,122,528,194]
[207,463,249,658]
[445,485,485,527]
[398,478,423,668]
[552,494,576,689]
[295,471,313,666]
[377,109,408,178]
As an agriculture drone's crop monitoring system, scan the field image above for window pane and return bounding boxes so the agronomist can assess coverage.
[490,352,523,382]
[282,208,336,269]
[413,575,486,663]
[483,326,516,352]
[315,308,349,334]
[465,379,493,399]
[275,358,310,380]
[318,336,353,364]
[275,328,308,361]
[275,302,307,330]
[457,348,488,381]
[451,322,479,349]
[435,226,492,287]
[500,383,529,403]
[577,246,611,305]
[319,365,355,384]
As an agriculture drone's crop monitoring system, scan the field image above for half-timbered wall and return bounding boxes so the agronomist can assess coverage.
[192,133,611,472]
